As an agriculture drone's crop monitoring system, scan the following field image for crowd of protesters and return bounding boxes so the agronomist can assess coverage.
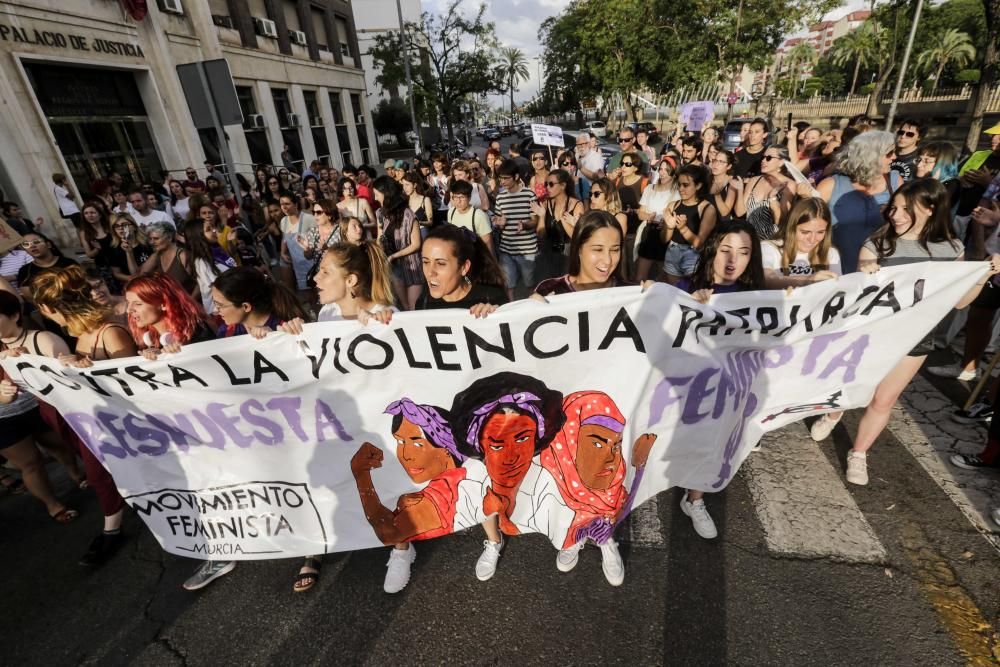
[2,111,1000,594]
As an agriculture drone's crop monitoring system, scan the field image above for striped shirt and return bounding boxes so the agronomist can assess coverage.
[494,187,538,255]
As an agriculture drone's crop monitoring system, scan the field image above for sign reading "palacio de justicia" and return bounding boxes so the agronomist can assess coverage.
[0,23,145,57]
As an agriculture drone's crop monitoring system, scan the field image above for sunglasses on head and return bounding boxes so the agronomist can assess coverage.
[897,130,917,138]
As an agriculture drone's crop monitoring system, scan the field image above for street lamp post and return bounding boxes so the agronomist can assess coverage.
[885,0,924,129]
[396,0,421,155]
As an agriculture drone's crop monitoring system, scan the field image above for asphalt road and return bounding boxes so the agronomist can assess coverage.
[2,343,999,665]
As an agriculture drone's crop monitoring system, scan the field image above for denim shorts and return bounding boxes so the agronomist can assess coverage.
[663,243,700,277]
[498,251,538,289]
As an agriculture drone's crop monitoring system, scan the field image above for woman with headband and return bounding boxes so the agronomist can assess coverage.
[540,391,656,586]
[350,398,473,594]
[448,373,566,582]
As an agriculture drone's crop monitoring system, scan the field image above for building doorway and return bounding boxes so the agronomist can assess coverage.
[23,62,163,194]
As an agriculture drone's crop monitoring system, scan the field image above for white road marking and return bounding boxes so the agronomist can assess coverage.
[743,424,888,564]
[887,375,1000,553]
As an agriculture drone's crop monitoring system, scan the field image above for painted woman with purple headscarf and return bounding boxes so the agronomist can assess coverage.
[448,372,569,582]
[350,398,468,593]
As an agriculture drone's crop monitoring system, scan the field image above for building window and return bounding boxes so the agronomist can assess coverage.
[236,86,271,166]
[335,17,352,59]
[350,93,370,164]
[311,8,329,51]
[303,91,330,162]
[272,88,302,167]
[330,90,352,165]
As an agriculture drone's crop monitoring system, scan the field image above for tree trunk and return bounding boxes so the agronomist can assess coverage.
[932,60,946,92]
[850,59,861,96]
[964,2,999,153]
[866,64,895,117]
[624,94,640,123]
[510,73,515,122]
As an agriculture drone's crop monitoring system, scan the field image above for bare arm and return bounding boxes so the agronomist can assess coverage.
[815,176,836,203]
[692,203,716,248]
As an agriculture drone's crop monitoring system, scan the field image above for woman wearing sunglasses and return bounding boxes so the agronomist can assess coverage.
[528,151,551,202]
[298,199,342,284]
[530,169,584,280]
[614,157,647,281]
[732,146,796,242]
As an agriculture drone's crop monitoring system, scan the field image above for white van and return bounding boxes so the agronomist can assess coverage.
[585,120,607,138]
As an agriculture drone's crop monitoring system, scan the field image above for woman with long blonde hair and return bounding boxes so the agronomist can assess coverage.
[761,197,841,289]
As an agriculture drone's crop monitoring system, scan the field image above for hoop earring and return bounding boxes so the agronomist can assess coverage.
[463,274,471,286]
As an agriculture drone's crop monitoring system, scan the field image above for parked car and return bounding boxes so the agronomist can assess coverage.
[475,126,488,137]
[585,120,607,138]
[628,122,660,143]
[518,124,533,138]
[482,127,501,141]
[500,125,514,137]
[722,119,746,150]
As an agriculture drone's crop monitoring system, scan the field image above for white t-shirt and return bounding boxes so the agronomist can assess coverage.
[579,149,605,176]
[195,259,232,312]
[762,241,842,276]
[132,208,175,230]
[318,302,396,322]
[54,184,79,216]
[173,197,191,223]
[638,184,680,221]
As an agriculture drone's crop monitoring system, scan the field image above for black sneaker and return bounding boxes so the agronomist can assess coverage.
[952,403,993,424]
[79,531,125,567]
[949,453,1000,471]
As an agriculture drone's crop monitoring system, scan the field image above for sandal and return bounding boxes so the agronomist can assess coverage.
[50,507,79,524]
[1,474,25,495]
[292,557,321,593]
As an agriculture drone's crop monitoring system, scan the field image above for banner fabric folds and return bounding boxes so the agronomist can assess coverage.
[1,262,986,559]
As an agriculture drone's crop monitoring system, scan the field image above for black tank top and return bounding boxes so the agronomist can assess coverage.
[671,201,703,245]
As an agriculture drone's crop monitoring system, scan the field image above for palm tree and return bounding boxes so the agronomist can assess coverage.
[831,22,880,96]
[915,29,975,92]
[500,47,529,121]
[786,41,818,96]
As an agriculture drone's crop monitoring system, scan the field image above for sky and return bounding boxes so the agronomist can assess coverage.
[420,0,871,107]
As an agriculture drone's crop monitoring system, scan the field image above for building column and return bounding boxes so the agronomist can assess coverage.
[264,0,292,56]
[343,90,362,164]
[183,0,224,60]
[256,80,284,166]
[289,85,317,163]
[227,0,259,49]
[317,87,343,169]
[296,0,320,61]
[323,7,344,66]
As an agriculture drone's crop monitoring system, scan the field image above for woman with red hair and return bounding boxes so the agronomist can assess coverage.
[124,273,215,355]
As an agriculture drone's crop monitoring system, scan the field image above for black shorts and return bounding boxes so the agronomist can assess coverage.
[971,281,1000,310]
[0,407,47,449]
[637,223,668,261]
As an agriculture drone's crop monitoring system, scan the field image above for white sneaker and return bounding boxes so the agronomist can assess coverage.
[182,560,236,591]
[599,539,625,586]
[809,413,841,441]
[680,492,718,539]
[926,363,978,381]
[846,451,869,485]
[991,507,1000,529]
[475,537,503,581]
[383,545,416,594]
[556,540,585,572]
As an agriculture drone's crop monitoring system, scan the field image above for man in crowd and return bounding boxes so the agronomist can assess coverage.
[447,180,494,253]
[302,159,323,181]
[182,166,205,192]
[890,118,924,181]
[607,127,649,177]
[0,201,38,235]
[575,131,605,200]
[492,162,538,301]
[507,142,532,184]
[732,118,768,178]
[354,166,376,209]
[128,189,174,229]
[680,137,703,166]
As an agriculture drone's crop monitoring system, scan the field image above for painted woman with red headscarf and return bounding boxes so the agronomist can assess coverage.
[540,391,656,586]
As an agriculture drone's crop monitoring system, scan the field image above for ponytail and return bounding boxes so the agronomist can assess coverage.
[324,241,395,308]
[424,224,506,289]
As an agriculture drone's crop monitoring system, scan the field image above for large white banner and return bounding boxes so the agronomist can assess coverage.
[2,263,986,559]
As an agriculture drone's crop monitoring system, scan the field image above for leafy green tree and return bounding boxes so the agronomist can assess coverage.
[785,41,818,95]
[831,21,881,95]
[964,0,998,150]
[499,47,530,121]
[915,29,975,91]
[372,99,413,147]
[369,0,505,143]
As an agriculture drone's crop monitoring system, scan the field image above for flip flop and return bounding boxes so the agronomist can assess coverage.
[50,507,79,524]
[292,558,321,593]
